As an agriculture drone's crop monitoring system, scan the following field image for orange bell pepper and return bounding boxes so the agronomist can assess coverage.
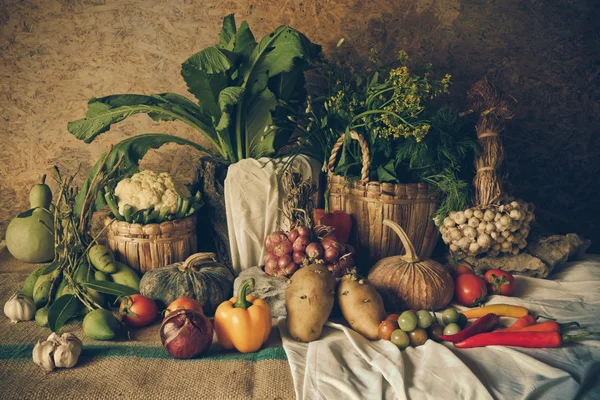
[214,278,272,353]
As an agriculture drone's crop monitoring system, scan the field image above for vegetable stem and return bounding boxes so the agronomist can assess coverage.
[233,278,255,309]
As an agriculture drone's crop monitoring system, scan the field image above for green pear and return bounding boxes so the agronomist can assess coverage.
[29,174,52,209]
[6,208,54,263]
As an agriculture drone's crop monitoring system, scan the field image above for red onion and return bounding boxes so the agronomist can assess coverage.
[273,238,293,257]
[265,231,288,252]
[296,226,311,239]
[264,253,279,275]
[288,228,300,243]
[324,246,340,263]
[293,251,306,264]
[278,254,293,268]
[293,237,310,253]
[160,309,213,359]
[305,242,324,259]
[284,263,299,276]
[338,254,354,271]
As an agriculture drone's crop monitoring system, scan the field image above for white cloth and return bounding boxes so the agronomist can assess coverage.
[225,155,321,275]
[280,255,600,400]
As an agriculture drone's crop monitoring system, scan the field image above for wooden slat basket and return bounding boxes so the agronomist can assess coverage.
[327,132,441,268]
[104,214,198,274]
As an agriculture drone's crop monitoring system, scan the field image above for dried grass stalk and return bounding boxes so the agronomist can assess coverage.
[467,79,514,207]
[281,169,317,229]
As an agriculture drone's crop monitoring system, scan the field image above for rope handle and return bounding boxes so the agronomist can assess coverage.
[327,131,371,183]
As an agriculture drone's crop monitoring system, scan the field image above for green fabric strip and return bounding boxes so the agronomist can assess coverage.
[0,344,287,361]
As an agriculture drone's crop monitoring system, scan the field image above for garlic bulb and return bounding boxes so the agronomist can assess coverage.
[33,332,82,372]
[4,293,35,323]
[439,198,535,257]
[368,220,454,311]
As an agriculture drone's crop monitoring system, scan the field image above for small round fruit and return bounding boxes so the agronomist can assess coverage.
[409,328,428,347]
[119,294,158,328]
[390,329,410,350]
[378,320,398,341]
[442,308,459,325]
[416,310,433,329]
[398,311,418,332]
[165,297,204,318]
[385,313,400,322]
[443,323,461,336]
[428,323,444,342]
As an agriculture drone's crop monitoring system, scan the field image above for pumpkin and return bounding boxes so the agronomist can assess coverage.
[367,219,454,311]
[139,253,234,315]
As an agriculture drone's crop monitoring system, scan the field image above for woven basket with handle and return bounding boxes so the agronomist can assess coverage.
[327,131,441,268]
[104,214,198,274]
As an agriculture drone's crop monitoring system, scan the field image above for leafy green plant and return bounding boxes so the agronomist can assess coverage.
[296,49,477,220]
[68,15,320,215]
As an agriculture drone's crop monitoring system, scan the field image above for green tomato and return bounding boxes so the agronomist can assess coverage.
[416,310,433,329]
[443,323,461,335]
[390,329,410,350]
[442,308,459,325]
[409,328,428,347]
[398,311,418,332]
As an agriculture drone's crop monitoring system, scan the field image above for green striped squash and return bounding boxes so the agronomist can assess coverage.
[139,253,233,315]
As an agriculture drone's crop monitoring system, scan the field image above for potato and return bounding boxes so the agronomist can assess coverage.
[337,274,386,340]
[285,264,336,342]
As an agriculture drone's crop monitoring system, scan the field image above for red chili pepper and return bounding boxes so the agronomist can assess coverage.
[510,321,580,333]
[495,315,537,332]
[440,313,499,343]
[454,331,593,349]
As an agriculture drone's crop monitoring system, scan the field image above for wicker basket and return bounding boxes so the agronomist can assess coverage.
[327,131,441,268]
[104,214,198,274]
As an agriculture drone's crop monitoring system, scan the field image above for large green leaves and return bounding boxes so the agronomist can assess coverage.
[67,94,219,150]
[74,134,214,215]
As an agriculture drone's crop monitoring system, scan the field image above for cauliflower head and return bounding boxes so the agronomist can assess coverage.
[114,170,191,214]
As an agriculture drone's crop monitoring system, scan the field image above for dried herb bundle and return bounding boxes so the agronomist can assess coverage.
[467,79,514,207]
[280,169,317,229]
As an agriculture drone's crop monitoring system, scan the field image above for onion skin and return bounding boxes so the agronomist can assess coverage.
[273,239,293,257]
[293,251,306,265]
[305,242,324,259]
[265,232,288,252]
[288,229,300,243]
[293,237,310,253]
[160,309,213,359]
[296,226,311,239]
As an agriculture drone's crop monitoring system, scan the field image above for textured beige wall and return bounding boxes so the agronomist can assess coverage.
[1,0,598,248]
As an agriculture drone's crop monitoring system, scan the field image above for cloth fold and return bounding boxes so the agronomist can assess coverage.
[280,256,600,399]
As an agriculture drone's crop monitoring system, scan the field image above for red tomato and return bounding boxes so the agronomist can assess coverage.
[484,269,516,296]
[165,297,204,317]
[455,273,488,307]
[119,294,159,328]
[455,262,475,277]
[378,320,399,341]
[385,313,400,322]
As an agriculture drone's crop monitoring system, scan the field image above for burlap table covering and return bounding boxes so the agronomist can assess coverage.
[0,247,295,399]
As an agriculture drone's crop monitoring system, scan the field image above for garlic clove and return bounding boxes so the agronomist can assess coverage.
[54,343,81,369]
[33,340,56,372]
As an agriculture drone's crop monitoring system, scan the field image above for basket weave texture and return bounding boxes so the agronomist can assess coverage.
[104,214,198,274]
[327,132,440,267]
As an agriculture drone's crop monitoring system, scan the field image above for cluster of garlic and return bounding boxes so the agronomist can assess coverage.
[439,199,535,257]
[33,332,82,372]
